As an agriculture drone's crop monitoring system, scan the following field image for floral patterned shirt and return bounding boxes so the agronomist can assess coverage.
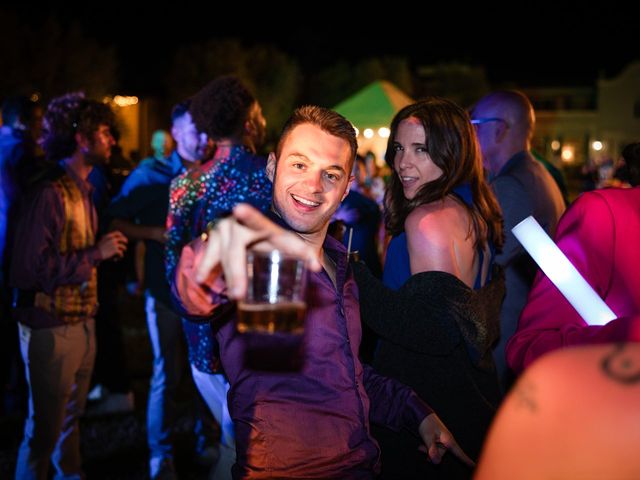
[166,145,272,373]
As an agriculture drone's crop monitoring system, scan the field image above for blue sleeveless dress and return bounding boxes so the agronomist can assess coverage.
[383,184,493,290]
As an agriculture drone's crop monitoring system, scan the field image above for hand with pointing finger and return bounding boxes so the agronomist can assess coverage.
[195,204,322,299]
[418,413,475,467]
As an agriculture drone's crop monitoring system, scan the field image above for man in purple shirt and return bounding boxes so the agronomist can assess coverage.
[172,106,471,478]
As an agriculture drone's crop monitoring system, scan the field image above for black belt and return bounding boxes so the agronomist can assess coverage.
[12,289,37,308]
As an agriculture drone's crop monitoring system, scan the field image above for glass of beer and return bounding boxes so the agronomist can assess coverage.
[237,249,308,335]
[237,250,308,370]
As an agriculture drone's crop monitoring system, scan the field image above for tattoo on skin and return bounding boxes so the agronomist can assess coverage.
[601,342,640,385]
[514,380,537,413]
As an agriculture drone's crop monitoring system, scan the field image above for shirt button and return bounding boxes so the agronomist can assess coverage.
[340,308,345,316]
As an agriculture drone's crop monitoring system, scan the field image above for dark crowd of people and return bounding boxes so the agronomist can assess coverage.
[1,80,639,479]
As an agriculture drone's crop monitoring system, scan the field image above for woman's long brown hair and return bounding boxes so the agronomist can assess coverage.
[384,97,503,251]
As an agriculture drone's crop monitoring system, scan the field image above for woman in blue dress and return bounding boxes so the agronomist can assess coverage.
[353,98,505,479]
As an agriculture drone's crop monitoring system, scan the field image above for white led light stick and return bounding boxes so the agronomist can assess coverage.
[512,216,617,326]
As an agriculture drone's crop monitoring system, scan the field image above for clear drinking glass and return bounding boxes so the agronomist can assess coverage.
[237,250,308,370]
[237,249,308,334]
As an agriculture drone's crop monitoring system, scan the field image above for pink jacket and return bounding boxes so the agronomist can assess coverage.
[507,187,640,373]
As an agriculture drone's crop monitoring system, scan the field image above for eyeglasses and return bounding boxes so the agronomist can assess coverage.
[471,117,509,127]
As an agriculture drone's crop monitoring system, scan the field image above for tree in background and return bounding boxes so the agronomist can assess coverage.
[0,11,118,101]
[414,63,490,108]
[166,39,301,141]
[305,56,413,108]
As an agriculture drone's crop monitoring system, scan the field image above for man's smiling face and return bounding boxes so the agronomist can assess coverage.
[267,123,353,238]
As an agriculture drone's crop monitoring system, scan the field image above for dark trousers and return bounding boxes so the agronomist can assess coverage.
[1,282,26,416]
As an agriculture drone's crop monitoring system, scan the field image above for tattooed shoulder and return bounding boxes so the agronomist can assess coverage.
[601,342,640,385]
[513,380,538,413]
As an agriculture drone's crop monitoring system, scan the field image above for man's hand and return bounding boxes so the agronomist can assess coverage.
[418,413,475,467]
[195,204,321,298]
[97,230,128,261]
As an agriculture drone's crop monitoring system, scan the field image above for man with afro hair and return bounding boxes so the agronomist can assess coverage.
[166,76,271,479]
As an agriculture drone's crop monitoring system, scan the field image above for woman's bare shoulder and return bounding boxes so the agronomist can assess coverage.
[405,198,467,239]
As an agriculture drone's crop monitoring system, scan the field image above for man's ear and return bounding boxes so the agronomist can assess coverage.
[75,131,89,153]
[495,122,509,143]
[266,152,276,182]
[341,175,355,202]
[244,118,254,137]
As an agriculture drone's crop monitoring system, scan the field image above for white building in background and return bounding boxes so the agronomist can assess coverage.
[597,61,640,158]
[524,61,640,169]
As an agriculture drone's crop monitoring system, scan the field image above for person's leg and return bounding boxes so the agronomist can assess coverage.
[193,391,219,465]
[146,292,183,478]
[190,367,234,447]
[191,366,235,480]
[209,443,235,480]
[15,323,82,480]
[1,285,26,417]
[51,319,96,479]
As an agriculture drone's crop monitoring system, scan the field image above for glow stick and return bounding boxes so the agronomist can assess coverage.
[512,216,617,326]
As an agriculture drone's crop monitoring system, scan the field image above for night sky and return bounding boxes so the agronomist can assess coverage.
[4,3,637,93]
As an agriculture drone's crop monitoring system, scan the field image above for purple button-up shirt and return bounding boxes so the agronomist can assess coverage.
[174,233,432,479]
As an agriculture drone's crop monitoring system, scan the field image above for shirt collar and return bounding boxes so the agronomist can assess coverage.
[265,209,348,277]
[59,160,94,196]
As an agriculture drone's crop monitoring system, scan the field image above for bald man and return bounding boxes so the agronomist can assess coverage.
[471,90,565,390]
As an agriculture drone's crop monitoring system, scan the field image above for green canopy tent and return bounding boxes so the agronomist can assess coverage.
[334,80,413,166]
